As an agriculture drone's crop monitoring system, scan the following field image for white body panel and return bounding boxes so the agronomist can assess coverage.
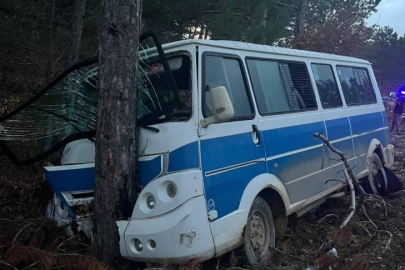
[46,40,393,263]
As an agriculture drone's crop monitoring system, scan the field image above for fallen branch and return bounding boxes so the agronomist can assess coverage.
[313,133,365,228]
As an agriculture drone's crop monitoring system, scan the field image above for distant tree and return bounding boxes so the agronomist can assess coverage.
[65,0,87,69]
[289,3,375,57]
[0,0,100,109]
[305,0,380,26]
[143,0,296,45]
[362,27,405,95]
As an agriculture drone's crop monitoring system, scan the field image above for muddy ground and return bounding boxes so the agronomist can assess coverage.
[1,111,405,270]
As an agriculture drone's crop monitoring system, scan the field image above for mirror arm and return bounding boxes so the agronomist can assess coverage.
[200,117,215,128]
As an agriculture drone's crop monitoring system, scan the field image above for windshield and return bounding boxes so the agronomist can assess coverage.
[138,53,191,124]
[0,47,191,166]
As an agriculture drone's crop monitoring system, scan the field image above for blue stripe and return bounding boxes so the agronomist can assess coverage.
[262,121,326,156]
[202,111,390,220]
[204,163,266,216]
[325,118,351,140]
[201,133,264,171]
[44,166,95,218]
[268,146,328,184]
[139,155,162,186]
[168,141,199,172]
[350,112,384,134]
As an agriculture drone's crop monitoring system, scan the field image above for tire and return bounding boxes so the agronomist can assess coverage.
[368,153,386,195]
[238,196,276,266]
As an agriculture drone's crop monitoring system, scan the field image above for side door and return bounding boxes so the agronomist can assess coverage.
[245,58,333,205]
[310,63,356,182]
[198,50,267,221]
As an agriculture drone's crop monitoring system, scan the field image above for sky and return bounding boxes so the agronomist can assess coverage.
[368,0,405,36]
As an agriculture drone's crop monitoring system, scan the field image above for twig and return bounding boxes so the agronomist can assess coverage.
[361,205,378,231]
[378,230,392,253]
[21,261,38,270]
[57,234,80,251]
[325,179,346,185]
[355,222,373,238]
[273,247,304,260]
[315,214,339,230]
[0,261,18,270]
[12,223,32,244]
[364,194,388,218]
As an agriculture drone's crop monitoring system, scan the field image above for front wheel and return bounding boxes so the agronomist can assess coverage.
[368,153,387,195]
[238,196,275,265]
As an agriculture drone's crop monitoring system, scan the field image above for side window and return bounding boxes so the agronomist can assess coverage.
[204,55,254,119]
[246,59,317,114]
[311,64,343,109]
[336,66,377,106]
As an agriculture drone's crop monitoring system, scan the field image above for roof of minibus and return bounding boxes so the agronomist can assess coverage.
[162,39,371,65]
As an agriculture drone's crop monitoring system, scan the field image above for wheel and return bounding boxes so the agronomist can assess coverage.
[368,153,387,195]
[238,196,275,266]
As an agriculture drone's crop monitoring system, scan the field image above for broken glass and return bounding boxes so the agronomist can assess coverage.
[0,43,180,166]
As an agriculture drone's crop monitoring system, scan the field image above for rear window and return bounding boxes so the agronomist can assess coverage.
[336,66,377,106]
[246,59,317,115]
[311,64,342,109]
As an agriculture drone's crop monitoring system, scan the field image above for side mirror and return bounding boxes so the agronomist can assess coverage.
[200,86,235,128]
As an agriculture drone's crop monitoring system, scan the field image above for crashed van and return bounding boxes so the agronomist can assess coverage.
[0,33,394,265]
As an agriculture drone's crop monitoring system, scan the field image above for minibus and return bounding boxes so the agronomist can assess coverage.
[0,37,394,265]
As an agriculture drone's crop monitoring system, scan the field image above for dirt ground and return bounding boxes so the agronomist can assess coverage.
[1,110,405,270]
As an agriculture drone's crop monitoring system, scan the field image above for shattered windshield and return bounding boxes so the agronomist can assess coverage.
[0,47,189,166]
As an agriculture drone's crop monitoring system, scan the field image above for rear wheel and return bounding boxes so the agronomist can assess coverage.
[239,196,275,265]
[368,153,386,195]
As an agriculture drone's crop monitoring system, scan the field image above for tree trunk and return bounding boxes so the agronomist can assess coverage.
[294,0,308,39]
[45,0,55,83]
[65,0,87,69]
[94,0,142,264]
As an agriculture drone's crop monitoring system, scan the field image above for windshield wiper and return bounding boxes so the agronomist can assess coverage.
[141,125,160,133]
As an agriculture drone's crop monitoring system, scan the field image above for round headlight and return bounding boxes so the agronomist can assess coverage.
[146,195,156,209]
[134,239,143,252]
[167,183,177,197]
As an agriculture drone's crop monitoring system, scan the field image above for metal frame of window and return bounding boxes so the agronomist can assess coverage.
[336,65,377,107]
[245,57,318,116]
[141,50,193,124]
[310,63,343,109]
[201,52,255,121]
[0,31,179,166]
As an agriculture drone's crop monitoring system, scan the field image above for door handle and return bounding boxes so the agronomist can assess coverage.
[252,125,261,145]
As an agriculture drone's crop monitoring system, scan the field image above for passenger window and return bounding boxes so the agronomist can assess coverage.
[311,64,343,109]
[336,66,377,106]
[204,55,254,119]
[246,59,317,114]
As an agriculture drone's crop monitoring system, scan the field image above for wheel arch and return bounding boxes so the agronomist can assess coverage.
[366,139,386,168]
[239,173,290,218]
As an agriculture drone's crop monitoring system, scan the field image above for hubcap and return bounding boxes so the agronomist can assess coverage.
[249,211,269,256]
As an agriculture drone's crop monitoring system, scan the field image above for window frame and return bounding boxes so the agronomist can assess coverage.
[245,56,318,116]
[202,51,256,121]
[336,65,377,107]
[310,63,343,110]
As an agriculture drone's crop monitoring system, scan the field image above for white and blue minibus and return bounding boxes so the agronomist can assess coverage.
[2,38,393,265]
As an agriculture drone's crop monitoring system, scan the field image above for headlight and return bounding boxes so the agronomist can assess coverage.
[167,183,177,197]
[134,239,143,252]
[146,195,156,209]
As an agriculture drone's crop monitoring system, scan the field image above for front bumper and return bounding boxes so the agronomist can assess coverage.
[119,195,215,263]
